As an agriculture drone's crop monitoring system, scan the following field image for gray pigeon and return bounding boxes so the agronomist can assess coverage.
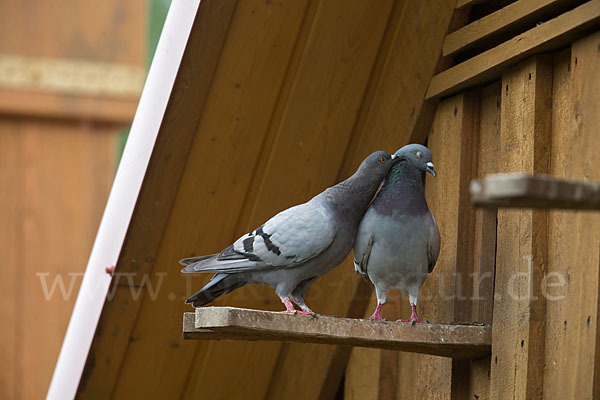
[354,144,440,323]
[181,151,399,314]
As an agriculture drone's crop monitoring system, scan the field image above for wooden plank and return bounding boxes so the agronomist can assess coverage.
[489,56,552,400]
[0,54,145,97]
[540,49,572,400]
[0,121,21,400]
[184,307,492,359]
[427,0,600,99]
[76,0,238,397]
[444,0,581,57]
[419,92,479,399]
[579,35,600,398]
[470,173,600,209]
[543,34,600,399]
[0,88,138,124]
[456,0,489,10]
[467,81,501,400]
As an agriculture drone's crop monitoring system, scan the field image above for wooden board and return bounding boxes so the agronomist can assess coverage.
[470,173,600,209]
[489,56,552,400]
[444,0,581,56]
[427,0,600,99]
[183,308,492,359]
[542,33,600,399]
[0,88,138,124]
[467,81,502,400]
[456,0,489,10]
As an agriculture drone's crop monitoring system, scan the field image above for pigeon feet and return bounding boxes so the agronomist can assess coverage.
[397,304,427,324]
[279,298,317,316]
[369,303,385,321]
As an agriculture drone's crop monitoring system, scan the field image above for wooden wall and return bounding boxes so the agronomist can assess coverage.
[0,1,145,399]
[343,34,600,399]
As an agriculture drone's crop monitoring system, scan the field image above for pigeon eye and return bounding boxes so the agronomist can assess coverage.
[379,156,386,164]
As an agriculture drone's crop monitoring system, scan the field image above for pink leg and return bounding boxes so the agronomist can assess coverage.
[398,304,426,325]
[369,303,385,321]
[279,298,315,315]
[280,298,297,313]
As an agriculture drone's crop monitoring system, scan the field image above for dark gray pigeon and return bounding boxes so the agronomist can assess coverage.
[354,144,440,323]
[181,151,399,314]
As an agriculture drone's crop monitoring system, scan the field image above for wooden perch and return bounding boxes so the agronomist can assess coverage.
[470,173,600,210]
[183,307,491,359]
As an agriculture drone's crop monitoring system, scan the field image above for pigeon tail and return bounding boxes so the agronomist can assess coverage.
[185,273,247,307]
[179,254,216,266]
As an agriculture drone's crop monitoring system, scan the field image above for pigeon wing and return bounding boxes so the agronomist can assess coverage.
[427,212,440,274]
[181,202,336,273]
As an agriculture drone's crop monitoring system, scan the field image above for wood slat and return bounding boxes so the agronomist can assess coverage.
[0,121,21,399]
[490,55,552,400]
[542,33,600,399]
[456,0,489,10]
[427,0,600,99]
[541,49,572,400]
[467,81,501,400]
[445,0,582,57]
[470,173,600,209]
[418,92,479,399]
[183,308,492,359]
[0,88,138,124]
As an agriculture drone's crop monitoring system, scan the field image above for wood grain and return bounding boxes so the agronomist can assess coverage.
[427,0,600,99]
[490,56,552,400]
[183,307,492,359]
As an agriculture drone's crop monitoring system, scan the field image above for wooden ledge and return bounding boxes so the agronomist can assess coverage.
[183,307,492,359]
[470,173,600,210]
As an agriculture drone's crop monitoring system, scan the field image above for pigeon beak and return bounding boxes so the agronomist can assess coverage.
[426,162,436,177]
[391,154,397,159]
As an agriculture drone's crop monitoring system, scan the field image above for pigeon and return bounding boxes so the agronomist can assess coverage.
[353,144,440,323]
[180,151,399,314]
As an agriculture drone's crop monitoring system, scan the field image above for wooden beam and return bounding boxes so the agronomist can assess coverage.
[444,0,582,57]
[0,88,138,124]
[456,0,488,10]
[489,55,552,400]
[470,173,600,209]
[427,0,600,99]
[183,307,492,360]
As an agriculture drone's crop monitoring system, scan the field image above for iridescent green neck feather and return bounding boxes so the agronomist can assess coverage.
[372,161,428,215]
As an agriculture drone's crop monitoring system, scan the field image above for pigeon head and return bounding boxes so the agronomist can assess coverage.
[357,151,399,178]
[394,144,436,177]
